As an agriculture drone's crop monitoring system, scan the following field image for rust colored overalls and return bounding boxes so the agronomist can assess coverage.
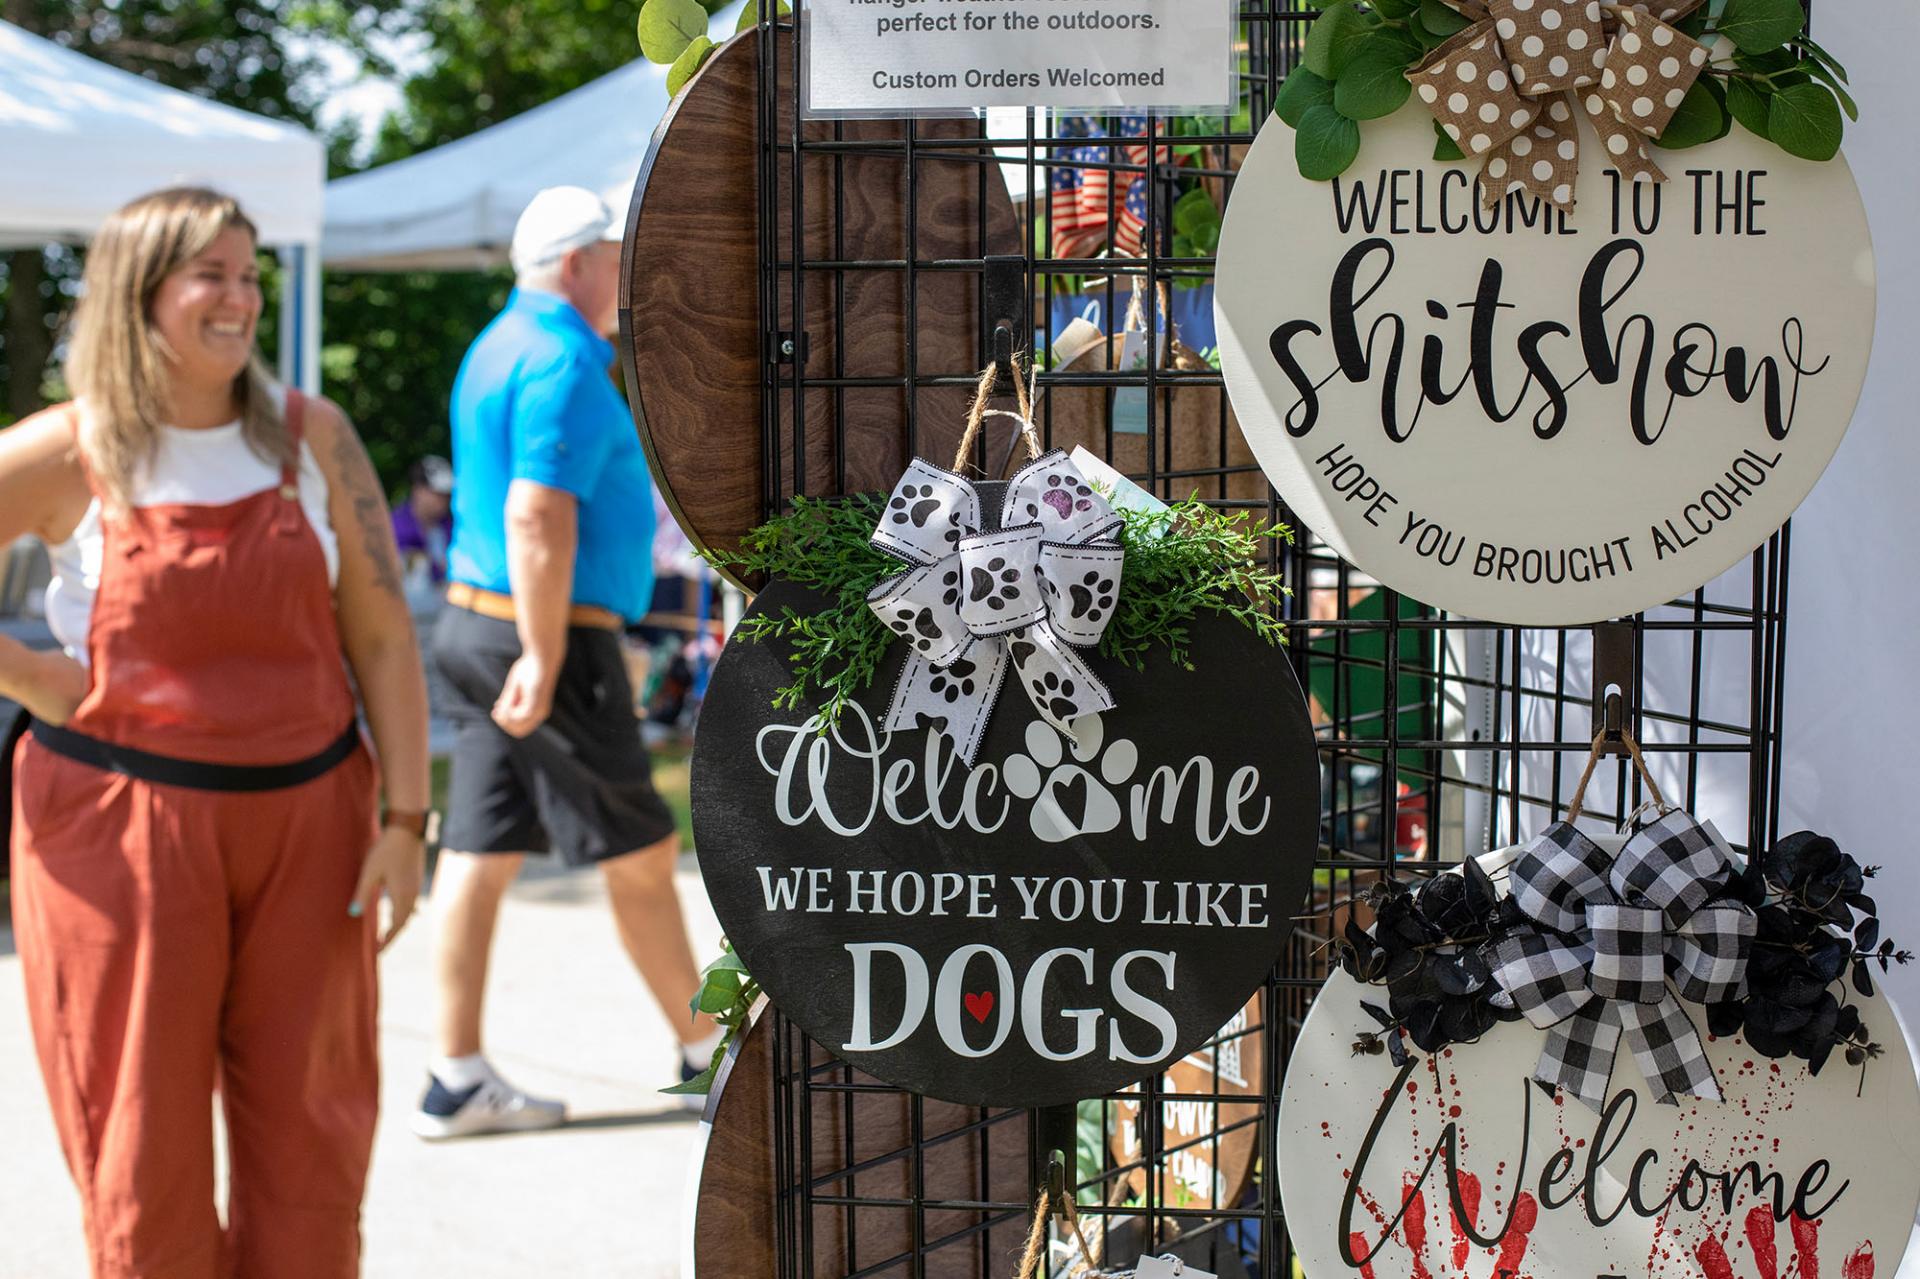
[9,392,380,1278]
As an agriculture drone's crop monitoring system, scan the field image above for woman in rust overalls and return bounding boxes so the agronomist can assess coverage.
[0,188,430,1277]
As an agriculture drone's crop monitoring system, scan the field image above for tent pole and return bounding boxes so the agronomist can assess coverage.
[274,245,322,393]
[301,243,321,395]
[277,246,297,388]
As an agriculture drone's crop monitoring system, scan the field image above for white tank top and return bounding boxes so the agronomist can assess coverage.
[45,400,338,664]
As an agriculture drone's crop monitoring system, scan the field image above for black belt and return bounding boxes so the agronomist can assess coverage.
[2,707,30,836]
[29,718,360,793]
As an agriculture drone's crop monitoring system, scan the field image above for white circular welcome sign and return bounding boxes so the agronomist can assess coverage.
[1278,967,1920,1279]
[1215,105,1876,625]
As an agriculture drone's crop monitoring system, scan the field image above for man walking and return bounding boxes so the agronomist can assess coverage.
[415,186,717,1139]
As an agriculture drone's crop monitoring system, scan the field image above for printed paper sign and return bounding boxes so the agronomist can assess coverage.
[802,0,1233,117]
[1214,105,1876,625]
[691,576,1318,1108]
[1277,939,1920,1279]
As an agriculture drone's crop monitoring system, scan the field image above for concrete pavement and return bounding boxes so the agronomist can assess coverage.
[0,855,723,1279]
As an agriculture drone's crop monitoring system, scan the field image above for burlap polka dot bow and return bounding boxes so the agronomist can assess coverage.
[1408,0,1710,208]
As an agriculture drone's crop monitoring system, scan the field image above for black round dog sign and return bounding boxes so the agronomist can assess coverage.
[692,579,1320,1107]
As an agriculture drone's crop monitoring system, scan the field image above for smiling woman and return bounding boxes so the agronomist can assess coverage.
[64,194,289,510]
[0,185,431,1279]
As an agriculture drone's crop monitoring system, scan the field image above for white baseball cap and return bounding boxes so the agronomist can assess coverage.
[509,186,620,275]
[412,454,454,496]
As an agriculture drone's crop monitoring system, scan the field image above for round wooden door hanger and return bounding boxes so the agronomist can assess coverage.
[1214,104,1875,626]
[1279,953,1920,1279]
[1278,838,1920,1279]
[1110,991,1266,1211]
[692,580,1319,1109]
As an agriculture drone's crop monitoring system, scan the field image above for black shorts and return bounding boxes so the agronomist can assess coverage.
[432,605,677,866]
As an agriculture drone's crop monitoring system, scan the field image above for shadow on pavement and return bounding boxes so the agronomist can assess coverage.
[410,1110,700,1147]
[425,848,703,908]
[563,1108,702,1131]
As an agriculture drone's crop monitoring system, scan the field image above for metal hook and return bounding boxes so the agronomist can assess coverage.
[1590,620,1635,758]
[1030,1103,1078,1216]
[1602,688,1625,739]
[992,321,1016,384]
[983,254,1026,384]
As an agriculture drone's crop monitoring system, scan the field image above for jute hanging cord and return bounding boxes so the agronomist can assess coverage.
[952,352,1042,475]
[1120,275,1172,340]
[1013,1187,1101,1279]
[1564,727,1669,825]
[870,351,1124,765]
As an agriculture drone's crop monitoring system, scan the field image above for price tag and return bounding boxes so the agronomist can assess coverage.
[1134,1256,1215,1279]
[1112,280,1166,437]
[1068,447,1168,530]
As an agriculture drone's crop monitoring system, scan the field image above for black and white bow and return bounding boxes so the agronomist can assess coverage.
[1491,809,1756,1110]
[867,451,1123,765]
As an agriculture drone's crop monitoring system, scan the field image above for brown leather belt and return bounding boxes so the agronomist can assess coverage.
[445,582,624,632]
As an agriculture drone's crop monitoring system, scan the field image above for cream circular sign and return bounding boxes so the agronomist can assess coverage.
[1278,945,1920,1279]
[1215,104,1875,625]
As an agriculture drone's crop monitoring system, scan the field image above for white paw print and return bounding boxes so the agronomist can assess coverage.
[1001,715,1139,844]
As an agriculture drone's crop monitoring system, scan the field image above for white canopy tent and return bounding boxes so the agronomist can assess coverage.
[324,3,1025,271]
[324,4,748,271]
[322,60,665,271]
[0,20,326,391]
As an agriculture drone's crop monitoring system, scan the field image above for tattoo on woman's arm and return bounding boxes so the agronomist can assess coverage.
[332,420,407,601]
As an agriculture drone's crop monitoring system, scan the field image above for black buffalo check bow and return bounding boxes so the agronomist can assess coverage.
[1492,808,1756,1109]
[867,451,1124,765]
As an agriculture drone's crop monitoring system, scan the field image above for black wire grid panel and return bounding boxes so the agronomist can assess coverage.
[743,5,1793,1277]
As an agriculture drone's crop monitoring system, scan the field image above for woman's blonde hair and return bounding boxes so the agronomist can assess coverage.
[64,186,287,508]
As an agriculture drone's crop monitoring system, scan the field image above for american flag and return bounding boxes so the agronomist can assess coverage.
[1047,115,1184,260]
[1048,115,1112,260]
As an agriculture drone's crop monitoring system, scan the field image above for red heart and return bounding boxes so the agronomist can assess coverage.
[963,991,995,1024]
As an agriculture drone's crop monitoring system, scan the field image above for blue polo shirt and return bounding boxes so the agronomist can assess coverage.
[447,289,656,622]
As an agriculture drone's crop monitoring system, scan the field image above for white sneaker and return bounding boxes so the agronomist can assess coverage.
[411,1064,568,1140]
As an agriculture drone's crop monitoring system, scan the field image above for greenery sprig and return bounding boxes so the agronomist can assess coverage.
[705,491,899,730]
[636,0,791,95]
[663,939,762,1097]
[1285,0,1853,181]
[703,490,1294,729]
[1100,496,1293,672]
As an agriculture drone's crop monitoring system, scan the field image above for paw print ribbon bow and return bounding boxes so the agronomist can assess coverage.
[867,451,1124,766]
[1409,0,1709,209]
[1491,808,1756,1109]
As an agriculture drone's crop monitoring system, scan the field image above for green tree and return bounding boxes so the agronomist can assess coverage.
[319,270,511,485]
[320,0,662,485]
[4,0,356,124]
[362,0,657,156]
[2,0,674,487]
[0,0,399,421]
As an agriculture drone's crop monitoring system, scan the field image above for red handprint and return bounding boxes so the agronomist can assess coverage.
[1348,1171,1540,1279]
[1694,1206,1876,1279]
